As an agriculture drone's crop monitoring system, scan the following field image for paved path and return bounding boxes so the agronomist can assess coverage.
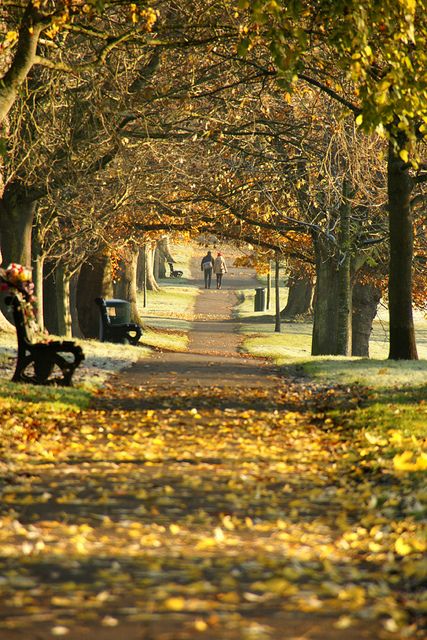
[120,254,279,392]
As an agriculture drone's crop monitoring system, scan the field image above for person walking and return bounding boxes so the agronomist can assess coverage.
[213,252,228,289]
[201,250,213,289]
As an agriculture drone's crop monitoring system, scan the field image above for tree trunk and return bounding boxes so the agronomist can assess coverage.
[32,233,45,330]
[145,244,160,292]
[336,182,352,356]
[114,248,143,325]
[156,236,174,279]
[311,236,339,355]
[136,247,145,291]
[0,187,36,323]
[352,283,381,357]
[153,246,162,280]
[387,140,418,359]
[266,262,271,310]
[0,187,35,267]
[76,251,113,338]
[43,263,59,335]
[274,255,281,333]
[281,276,313,319]
[0,11,43,124]
[157,236,176,279]
[55,264,72,338]
[69,271,83,338]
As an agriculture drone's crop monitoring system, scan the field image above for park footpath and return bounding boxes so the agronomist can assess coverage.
[0,263,424,640]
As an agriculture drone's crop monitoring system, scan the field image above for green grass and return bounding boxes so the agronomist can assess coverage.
[137,242,199,338]
[236,286,427,388]
[0,379,92,411]
[302,357,427,387]
[139,286,198,320]
[140,327,188,352]
[342,384,427,439]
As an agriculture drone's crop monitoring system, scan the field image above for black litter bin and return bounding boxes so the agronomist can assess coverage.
[99,299,131,342]
[104,299,131,324]
[95,297,142,345]
[254,287,266,312]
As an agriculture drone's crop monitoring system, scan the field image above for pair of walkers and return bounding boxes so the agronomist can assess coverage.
[201,251,228,289]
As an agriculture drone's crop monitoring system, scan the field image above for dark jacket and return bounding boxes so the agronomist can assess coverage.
[201,253,213,271]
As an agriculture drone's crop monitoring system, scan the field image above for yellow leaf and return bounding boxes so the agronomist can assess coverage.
[194,620,208,631]
[164,596,186,611]
[101,616,118,627]
[334,616,353,629]
[399,149,409,163]
[51,628,69,637]
[395,536,413,556]
[219,591,240,603]
[393,451,427,472]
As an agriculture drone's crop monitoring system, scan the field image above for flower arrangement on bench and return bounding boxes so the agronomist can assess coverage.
[0,263,84,386]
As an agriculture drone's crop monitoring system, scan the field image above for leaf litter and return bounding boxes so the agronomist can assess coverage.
[0,377,425,639]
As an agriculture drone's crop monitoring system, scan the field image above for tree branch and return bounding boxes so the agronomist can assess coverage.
[298,73,360,116]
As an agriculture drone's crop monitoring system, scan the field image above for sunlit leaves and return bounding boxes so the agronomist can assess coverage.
[241,0,427,150]
[0,378,425,635]
[393,450,427,472]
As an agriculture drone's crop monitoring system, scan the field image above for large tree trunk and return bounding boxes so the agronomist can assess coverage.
[0,187,36,323]
[274,255,281,333]
[311,236,339,355]
[114,247,143,325]
[76,251,113,338]
[42,262,72,337]
[335,183,352,356]
[352,283,381,357]
[0,187,35,267]
[137,246,148,307]
[154,245,164,279]
[387,140,418,359]
[69,271,83,338]
[136,247,145,291]
[281,275,313,319]
[156,236,176,279]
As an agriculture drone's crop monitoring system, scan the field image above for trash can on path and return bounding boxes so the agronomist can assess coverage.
[254,287,266,312]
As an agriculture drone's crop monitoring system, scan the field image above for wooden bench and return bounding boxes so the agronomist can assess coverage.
[95,297,142,345]
[5,293,84,386]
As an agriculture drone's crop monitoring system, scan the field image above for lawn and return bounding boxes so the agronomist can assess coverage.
[236,283,427,387]
[137,242,199,345]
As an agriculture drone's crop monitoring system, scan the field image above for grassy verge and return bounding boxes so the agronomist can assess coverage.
[137,242,199,346]
[237,287,427,467]
[0,332,150,413]
[0,379,91,411]
[236,285,427,382]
